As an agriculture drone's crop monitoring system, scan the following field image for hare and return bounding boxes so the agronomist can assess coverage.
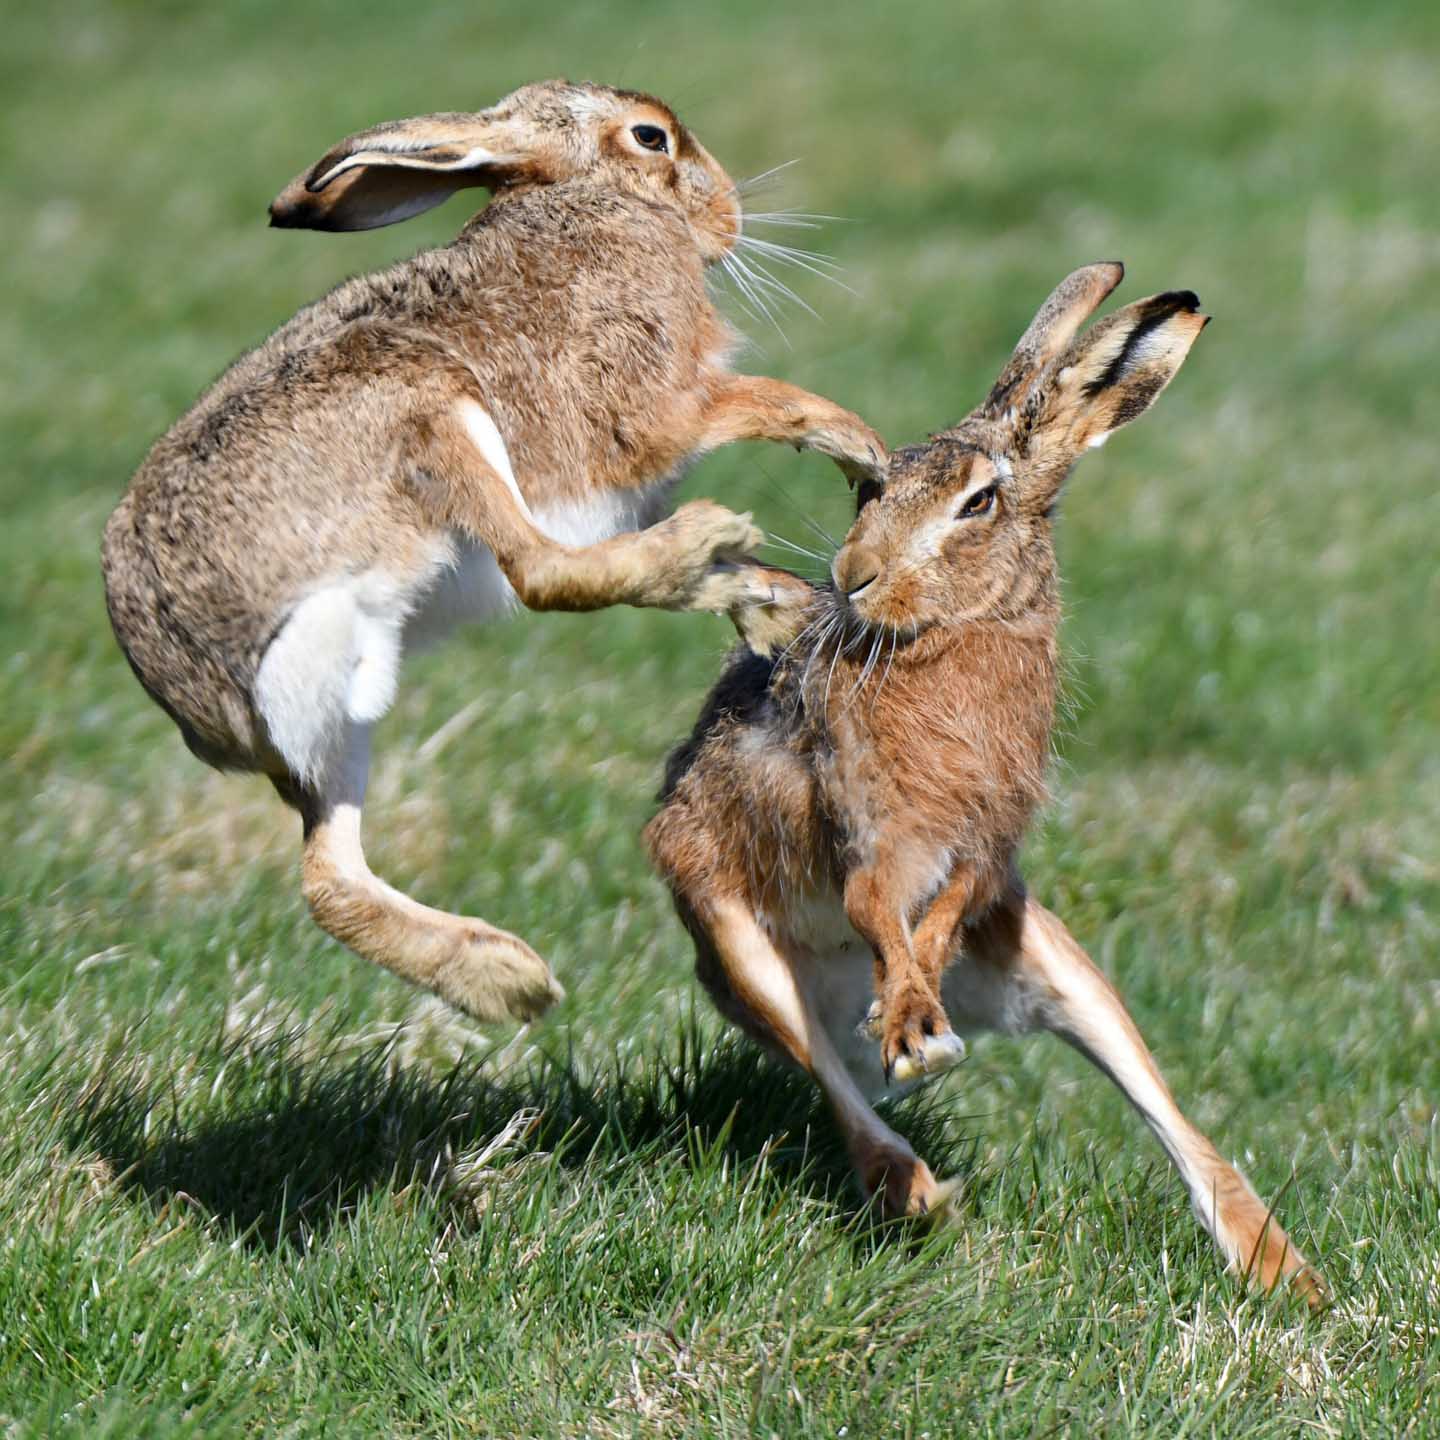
[101,79,885,1027]
[647,263,1326,1307]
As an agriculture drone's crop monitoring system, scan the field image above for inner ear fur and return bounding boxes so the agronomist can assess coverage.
[1050,290,1209,450]
[983,262,1125,417]
[268,113,522,232]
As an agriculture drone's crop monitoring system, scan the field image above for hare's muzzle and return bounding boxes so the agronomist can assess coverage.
[833,543,882,601]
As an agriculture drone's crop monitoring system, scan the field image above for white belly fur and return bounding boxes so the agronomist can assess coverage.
[255,396,678,787]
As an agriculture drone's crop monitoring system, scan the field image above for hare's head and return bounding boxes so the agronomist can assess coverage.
[268,79,740,260]
[831,263,1208,635]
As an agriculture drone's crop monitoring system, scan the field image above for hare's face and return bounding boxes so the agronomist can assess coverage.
[502,82,742,262]
[828,268,1211,640]
[269,79,740,255]
[831,436,1040,635]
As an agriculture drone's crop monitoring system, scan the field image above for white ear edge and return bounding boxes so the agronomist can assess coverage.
[313,145,514,192]
[1087,431,1110,449]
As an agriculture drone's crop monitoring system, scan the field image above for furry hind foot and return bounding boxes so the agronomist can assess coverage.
[1211,1164,1329,1311]
[434,924,566,1023]
[858,1141,960,1221]
[300,823,565,1025]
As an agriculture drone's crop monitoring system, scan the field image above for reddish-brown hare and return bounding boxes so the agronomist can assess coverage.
[102,80,885,1027]
[647,263,1325,1308]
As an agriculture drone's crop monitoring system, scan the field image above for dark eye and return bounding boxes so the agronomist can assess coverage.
[956,485,996,519]
[631,124,669,153]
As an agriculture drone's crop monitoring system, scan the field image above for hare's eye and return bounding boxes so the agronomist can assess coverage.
[956,485,996,519]
[631,124,669,153]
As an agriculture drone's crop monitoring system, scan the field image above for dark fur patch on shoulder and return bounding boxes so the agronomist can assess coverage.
[658,647,776,801]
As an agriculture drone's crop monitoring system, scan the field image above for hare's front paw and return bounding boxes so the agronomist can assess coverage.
[880,985,965,1084]
[727,565,816,655]
[644,501,764,610]
[807,419,886,487]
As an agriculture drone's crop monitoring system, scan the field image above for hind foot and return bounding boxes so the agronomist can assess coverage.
[1212,1167,1329,1312]
[858,1141,961,1221]
[429,922,565,1024]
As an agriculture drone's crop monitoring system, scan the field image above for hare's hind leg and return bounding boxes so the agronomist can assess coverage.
[687,895,954,1220]
[284,720,563,1023]
[955,895,1325,1308]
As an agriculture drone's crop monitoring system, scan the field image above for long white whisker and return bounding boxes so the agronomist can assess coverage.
[736,158,802,195]
[847,626,884,704]
[875,625,900,702]
[739,237,858,298]
[731,251,792,337]
[718,253,767,330]
[721,251,790,344]
[763,534,830,564]
[800,611,841,698]
[744,467,844,546]
[742,210,847,230]
[741,234,844,270]
[823,621,847,712]
[732,250,819,323]
[772,610,829,671]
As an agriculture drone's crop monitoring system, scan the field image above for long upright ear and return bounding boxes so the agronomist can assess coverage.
[983,262,1125,418]
[1018,288,1209,499]
[268,112,529,232]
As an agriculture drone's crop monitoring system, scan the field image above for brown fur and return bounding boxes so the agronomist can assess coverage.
[647,265,1326,1307]
[101,79,885,1024]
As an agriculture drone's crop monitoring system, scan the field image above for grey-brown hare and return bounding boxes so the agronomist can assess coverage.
[102,79,884,1027]
[647,264,1325,1308]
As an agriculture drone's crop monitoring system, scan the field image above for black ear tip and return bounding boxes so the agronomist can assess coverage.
[1155,289,1202,313]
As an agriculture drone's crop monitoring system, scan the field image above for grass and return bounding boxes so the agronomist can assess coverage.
[3,0,1438,1432]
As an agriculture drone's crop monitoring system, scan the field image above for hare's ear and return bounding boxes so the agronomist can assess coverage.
[983,262,1125,418]
[1019,288,1208,498]
[268,113,530,232]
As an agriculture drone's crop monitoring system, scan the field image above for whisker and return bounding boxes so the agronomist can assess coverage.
[732,250,820,322]
[800,610,841,698]
[731,252,796,336]
[772,610,829,671]
[762,534,830,564]
[742,209,847,230]
[717,253,766,328]
[736,158,802,195]
[874,625,900,703]
[741,234,844,270]
[720,251,790,344]
[739,237,858,298]
[849,626,884,702]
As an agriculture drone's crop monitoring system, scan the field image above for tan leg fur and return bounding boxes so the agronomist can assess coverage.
[961,895,1327,1309]
[291,723,563,1024]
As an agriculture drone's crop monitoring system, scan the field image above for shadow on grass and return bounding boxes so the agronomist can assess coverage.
[67,1014,973,1250]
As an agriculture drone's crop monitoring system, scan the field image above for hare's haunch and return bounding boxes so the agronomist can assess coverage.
[102,80,885,1024]
[648,264,1325,1309]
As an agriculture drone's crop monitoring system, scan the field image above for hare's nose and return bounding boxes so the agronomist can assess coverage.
[833,544,882,600]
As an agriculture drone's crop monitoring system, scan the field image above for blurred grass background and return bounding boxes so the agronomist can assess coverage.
[2,0,1438,1433]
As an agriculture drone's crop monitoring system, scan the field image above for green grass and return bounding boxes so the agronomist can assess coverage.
[3,0,1439,1433]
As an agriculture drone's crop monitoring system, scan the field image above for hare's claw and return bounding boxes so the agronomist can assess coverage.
[888,1031,966,1085]
[802,417,886,488]
[879,985,964,1084]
